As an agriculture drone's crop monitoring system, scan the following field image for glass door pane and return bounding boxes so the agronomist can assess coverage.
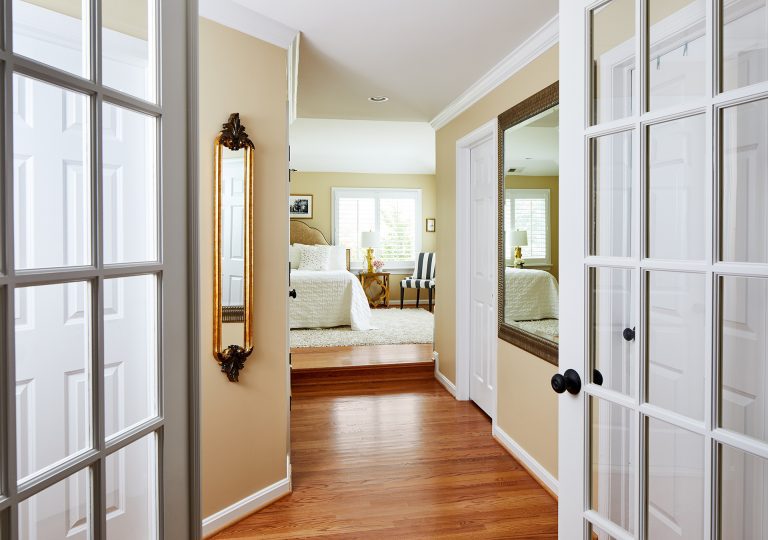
[102,104,158,265]
[102,0,158,102]
[18,468,91,539]
[590,131,633,258]
[105,435,158,539]
[648,0,707,112]
[647,271,706,421]
[15,283,91,481]
[720,98,768,264]
[722,0,768,92]
[13,75,91,271]
[719,275,768,443]
[12,0,89,78]
[647,418,705,539]
[590,267,636,395]
[104,275,158,439]
[719,444,768,538]
[590,0,636,125]
[589,397,636,534]
[647,115,707,261]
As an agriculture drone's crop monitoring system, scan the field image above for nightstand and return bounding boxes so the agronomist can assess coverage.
[358,272,390,308]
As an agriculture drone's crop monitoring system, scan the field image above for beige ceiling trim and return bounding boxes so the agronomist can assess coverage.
[200,0,298,49]
[430,15,559,130]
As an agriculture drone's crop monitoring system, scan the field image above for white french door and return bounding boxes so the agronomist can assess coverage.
[560,0,768,538]
[0,0,197,538]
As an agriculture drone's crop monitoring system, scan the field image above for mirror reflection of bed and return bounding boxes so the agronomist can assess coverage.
[287,220,435,380]
[503,105,559,344]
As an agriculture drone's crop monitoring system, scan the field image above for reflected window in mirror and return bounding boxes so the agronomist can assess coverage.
[498,86,559,364]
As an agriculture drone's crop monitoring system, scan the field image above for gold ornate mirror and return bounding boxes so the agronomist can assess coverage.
[213,113,254,381]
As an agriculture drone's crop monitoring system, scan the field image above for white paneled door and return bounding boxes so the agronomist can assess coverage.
[469,133,497,418]
[560,0,768,538]
[2,0,196,538]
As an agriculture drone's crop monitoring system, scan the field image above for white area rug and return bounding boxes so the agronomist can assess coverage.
[291,308,434,348]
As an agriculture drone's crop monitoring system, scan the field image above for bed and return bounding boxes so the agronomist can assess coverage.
[504,267,559,322]
[289,221,372,331]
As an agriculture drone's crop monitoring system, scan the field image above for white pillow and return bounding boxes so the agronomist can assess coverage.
[289,245,302,269]
[298,245,330,271]
[327,246,348,271]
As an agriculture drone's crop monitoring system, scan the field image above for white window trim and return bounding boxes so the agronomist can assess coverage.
[506,188,551,267]
[332,187,423,272]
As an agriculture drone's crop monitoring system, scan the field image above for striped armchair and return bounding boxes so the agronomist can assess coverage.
[400,252,436,312]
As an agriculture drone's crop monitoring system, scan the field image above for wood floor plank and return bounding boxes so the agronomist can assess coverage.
[291,343,434,369]
[212,378,558,539]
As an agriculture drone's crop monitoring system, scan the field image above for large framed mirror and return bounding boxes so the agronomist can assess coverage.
[498,82,559,365]
[213,113,254,381]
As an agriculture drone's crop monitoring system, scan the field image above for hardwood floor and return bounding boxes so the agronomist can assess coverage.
[291,343,434,370]
[212,378,558,539]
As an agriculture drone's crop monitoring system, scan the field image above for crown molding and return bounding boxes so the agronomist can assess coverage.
[430,15,559,130]
[200,0,298,50]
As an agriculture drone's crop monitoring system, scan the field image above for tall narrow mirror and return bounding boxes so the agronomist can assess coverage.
[214,113,254,381]
[499,83,559,365]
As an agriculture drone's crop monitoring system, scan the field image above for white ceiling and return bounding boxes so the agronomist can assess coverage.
[230,0,559,122]
[504,106,559,177]
[290,119,435,174]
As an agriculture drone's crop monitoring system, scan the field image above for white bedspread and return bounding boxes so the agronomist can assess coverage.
[505,268,559,321]
[289,270,372,330]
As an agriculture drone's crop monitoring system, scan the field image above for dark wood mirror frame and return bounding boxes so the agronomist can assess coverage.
[497,81,559,366]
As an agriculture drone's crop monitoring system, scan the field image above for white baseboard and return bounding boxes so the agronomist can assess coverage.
[202,476,291,537]
[434,365,457,398]
[492,424,558,497]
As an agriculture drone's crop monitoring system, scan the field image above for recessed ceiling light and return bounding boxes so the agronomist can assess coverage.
[368,96,389,102]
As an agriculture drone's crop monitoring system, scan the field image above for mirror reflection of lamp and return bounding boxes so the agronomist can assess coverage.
[360,231,381,273]
[510,230,528,268]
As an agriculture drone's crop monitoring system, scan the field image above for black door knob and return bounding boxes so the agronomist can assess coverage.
[289,289,297,298]
[551,369,582,395]
[593,368,604,386]
[623,327,635,342]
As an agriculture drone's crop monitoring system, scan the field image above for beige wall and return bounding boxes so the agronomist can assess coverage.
[199,18,289,520]
[434,45,560,479]
[290,171,437,302]
[29,0,149,38]
[505,175,559,280]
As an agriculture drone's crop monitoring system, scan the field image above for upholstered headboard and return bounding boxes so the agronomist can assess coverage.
[290,220,329,245]
[290,220,351,271]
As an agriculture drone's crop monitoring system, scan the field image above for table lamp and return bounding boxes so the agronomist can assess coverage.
[510,230,528,267]
[360,231,381,273]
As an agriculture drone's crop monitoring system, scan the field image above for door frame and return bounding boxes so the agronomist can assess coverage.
[454,118,498,416]
[186,0,202,537]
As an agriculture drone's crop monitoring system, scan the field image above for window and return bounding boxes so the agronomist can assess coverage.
[505,189,550,265]
[333,188,422,270]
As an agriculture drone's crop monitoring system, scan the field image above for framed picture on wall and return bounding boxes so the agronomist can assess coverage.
[289,194,313,219]
[426,218,436,232]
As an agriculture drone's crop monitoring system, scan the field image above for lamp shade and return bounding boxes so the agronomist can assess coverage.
[360,231,381,248]
[509,230,528,246]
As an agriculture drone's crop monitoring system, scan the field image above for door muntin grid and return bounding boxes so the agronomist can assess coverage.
[584,0,768,538]
[0,0,165,537]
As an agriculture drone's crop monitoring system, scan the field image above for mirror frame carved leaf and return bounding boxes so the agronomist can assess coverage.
[213,113,254,381]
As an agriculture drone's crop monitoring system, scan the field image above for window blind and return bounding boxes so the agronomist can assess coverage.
[333,188,422,269]
[505,189,550,264]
